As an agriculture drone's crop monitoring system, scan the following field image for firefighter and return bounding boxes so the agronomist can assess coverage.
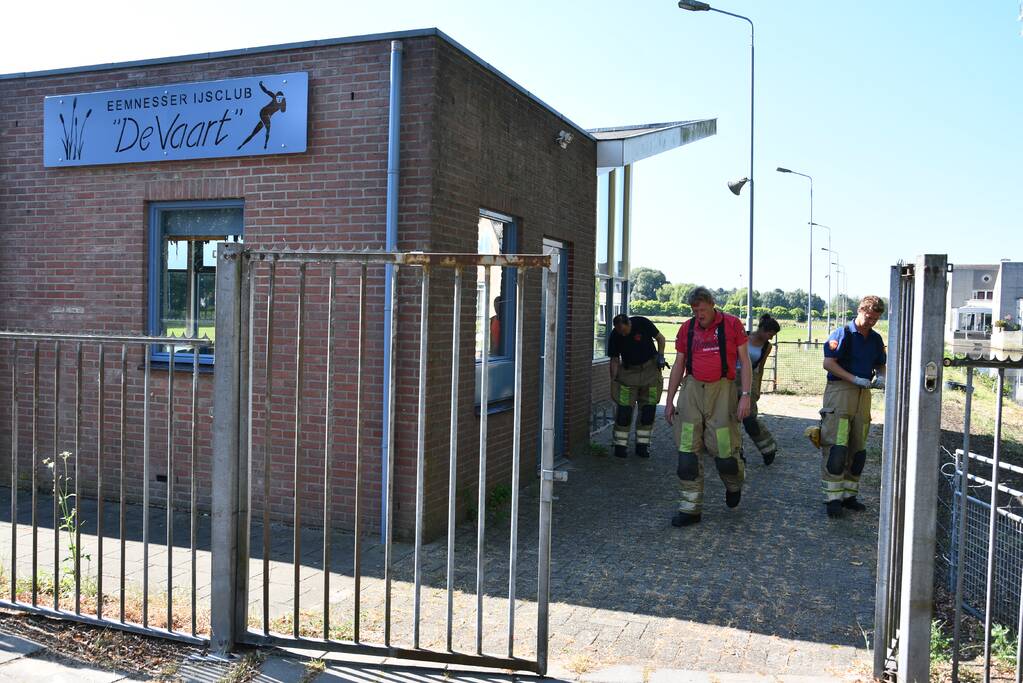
[738,314,781,465]
[608,313,669,458]
[818,295,887,518]
[664,287,752,527]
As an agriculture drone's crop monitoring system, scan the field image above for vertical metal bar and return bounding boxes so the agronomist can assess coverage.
[31,341,38,607]
[292,262,306,639]
[119,344,126,623]
[897,254,946,681]
[1016,561,1023,683]
[166,346,175,631]
[262,259,276,635]
[52,342,61,611]
[383,263,399,647]
[537,257,560,677]
[74,342,82,614]
[31,341,37,609]
[143,342,151,627]
[190,345,199,636]
[445,267,462,652]
[97,344,105,619]
[475,266,492,655]
[239,250,254,640]
[353,264,366,644]
[873,264,903,679]
[952,367,975,682]
[983,368,1007,682]
[507,268,525,657]
[322,262,337,641]
[9,345,17,603]
[412,266,430,649]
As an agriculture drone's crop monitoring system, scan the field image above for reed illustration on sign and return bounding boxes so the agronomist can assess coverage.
[58,97,92,161]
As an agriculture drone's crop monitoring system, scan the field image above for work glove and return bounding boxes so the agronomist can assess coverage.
[657,354,670,370]
[852,376,872,389]
[870,376,886,390]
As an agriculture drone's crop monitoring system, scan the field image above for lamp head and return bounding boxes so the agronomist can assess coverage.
[776,167,792,173]
[678,0,711,10]
[727,177,750,195]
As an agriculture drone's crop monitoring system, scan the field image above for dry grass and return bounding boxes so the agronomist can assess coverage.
[0,570,210,635]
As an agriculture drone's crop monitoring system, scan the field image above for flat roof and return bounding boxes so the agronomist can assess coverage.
[590,119,717,167]
[0,27,599,141]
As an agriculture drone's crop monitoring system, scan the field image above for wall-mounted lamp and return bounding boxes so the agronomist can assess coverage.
[556,130,574,149]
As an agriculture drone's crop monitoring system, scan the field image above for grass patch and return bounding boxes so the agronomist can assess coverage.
[588,442,609,457]
[220,650,267,683]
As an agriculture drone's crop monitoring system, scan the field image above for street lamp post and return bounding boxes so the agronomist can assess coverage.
[777,167,813,339]
[821,246,840,330]
[679,0,755,331]
[811,222,834,326]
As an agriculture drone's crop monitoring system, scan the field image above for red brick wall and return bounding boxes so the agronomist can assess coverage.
[419,41,596,539]
[0,33,596,542]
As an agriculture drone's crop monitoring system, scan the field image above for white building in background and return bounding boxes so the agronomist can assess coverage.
[946,260,1023,348]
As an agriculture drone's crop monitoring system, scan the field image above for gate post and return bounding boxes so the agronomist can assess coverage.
[211,242,244,654]
[897,254,947,680]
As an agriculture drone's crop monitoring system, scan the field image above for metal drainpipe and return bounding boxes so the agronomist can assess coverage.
[381,39,402,542]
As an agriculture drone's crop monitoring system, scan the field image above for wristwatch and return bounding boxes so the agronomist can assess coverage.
[740,391,752,397]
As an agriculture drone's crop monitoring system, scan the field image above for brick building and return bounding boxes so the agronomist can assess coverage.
[0,28,714,540]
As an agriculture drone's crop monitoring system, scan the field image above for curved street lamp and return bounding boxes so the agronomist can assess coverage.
[680,1,755,331]
[777,167,814,338]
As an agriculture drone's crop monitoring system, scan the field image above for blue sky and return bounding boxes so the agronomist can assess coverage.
[6,1,1021,300]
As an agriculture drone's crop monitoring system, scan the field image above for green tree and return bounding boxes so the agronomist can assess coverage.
[727,288,761,308]
[762,288,787,309]
[771,305,790,319]
[789,307,806,322]
[629,267,668,302]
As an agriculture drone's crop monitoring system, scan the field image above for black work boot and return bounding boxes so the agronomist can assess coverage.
[762,450,776,466]
[725,489,742,508]
[635,443,650,458]
[613,445,628,458]
[842,497,866,512]
[671,511,702,527]
[826,500,844,518]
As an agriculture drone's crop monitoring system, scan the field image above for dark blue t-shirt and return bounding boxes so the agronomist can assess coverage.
[824,321,887,382]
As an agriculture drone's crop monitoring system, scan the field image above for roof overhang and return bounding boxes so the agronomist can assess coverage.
[590,119,716,168]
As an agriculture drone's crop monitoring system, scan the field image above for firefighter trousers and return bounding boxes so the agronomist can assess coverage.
[819,380,872,502]
[673,377,744,515]
[611,358,663,448]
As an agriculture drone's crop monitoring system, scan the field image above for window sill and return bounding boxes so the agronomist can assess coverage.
[475,399,514,416]
[142,360,216,374]
[592,358,610,365]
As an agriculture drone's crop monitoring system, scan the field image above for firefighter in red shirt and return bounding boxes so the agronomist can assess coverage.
[664,287,752,527]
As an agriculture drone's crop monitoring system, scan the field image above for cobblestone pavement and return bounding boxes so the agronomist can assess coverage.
[0,394,879,678]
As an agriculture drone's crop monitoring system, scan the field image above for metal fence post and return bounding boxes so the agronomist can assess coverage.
[874,264,905,679]
[897,254,947,681]
[211,242,244,654]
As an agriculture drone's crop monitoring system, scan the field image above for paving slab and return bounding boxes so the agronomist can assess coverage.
[0,654,127,682]
[0,632,42,665]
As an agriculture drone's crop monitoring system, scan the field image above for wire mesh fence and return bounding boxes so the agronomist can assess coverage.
[937,446,1023,631]
[764,341,827,395]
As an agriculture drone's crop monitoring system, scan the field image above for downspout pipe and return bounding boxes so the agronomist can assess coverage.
[381,39,402,542]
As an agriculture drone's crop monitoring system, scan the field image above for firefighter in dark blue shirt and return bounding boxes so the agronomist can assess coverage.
[608,314,668,458]
[817,295,887,518]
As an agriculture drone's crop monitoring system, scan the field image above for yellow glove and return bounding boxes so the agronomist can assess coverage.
[804,426,822,449]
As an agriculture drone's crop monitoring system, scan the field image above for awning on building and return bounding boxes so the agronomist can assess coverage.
[590,119,716,169]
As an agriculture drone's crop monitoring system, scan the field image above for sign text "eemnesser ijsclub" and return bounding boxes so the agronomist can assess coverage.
[43,72,308,167]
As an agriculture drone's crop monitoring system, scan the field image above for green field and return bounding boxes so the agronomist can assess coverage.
[646,315,890,395]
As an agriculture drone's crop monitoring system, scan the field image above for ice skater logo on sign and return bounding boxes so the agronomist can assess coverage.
[43,72,308,167]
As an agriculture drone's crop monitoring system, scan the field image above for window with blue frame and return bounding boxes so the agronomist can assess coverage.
[147,201,244,365]
[475,209,518,406]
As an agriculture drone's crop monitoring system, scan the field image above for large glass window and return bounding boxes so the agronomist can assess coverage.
[593,167,630,359]
[148,201,244,364]
[475,209,517,405]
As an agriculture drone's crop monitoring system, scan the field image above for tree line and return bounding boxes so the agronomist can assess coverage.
[628,267,865,323]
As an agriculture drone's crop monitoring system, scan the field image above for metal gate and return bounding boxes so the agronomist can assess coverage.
[210,245,561,674]
[874,254,947,681]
